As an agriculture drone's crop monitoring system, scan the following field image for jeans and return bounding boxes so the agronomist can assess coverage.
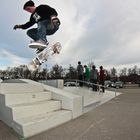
[90,79,98,91]
[78,74,83,87]
[27,19,59,42]
[99,81,105,92]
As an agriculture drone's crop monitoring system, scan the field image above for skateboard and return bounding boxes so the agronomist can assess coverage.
[27,42,61,71]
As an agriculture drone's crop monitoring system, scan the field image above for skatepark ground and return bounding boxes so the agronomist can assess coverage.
[0,85,140,140]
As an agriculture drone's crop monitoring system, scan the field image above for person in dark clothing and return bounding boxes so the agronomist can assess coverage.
[90,65,98,91]
[77,61,84,87]
[13,0,60,53]
[99,66,106,92]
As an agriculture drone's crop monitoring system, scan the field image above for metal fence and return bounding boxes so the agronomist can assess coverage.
[64,79,117,97]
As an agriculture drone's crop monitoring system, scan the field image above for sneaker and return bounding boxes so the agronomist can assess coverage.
[29,40,49,54]
[29,40,49,49]
[36,40,49,46]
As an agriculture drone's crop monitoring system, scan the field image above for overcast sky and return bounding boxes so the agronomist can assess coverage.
[0,0,140,70]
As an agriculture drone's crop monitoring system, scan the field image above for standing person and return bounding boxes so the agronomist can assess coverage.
[84,65,90,81]
[99,66,106,92]
[84,65,90,87]
[90,65,98,91]
[13,0,60,53]
[77,61,84,87]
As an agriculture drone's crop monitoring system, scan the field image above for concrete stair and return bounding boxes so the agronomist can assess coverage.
[9,100,61,120]
[12,110,72,137]
[4,91,52,106]
[0,82,72,138]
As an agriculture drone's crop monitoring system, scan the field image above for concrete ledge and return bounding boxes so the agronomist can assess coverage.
[39,79,64,89]
[42,84,83,118]
[0,94,13,126]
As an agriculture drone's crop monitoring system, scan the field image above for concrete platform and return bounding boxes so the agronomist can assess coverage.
[0,88,140,140]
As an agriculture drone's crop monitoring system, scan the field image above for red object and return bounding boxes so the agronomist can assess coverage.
[99,69,106,81]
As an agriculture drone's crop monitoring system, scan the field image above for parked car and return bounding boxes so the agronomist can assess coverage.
[111,81,124,88]
[64,82,78,87]
[104,80,112,88]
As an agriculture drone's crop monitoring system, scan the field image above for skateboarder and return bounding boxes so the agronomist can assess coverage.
[13,0,60,53]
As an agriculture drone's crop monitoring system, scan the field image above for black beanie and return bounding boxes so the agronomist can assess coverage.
[23,0,35,9]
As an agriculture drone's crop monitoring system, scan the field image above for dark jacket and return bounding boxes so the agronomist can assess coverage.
[21,5,58,29]
[99,69,106,81]
[77,64,84,76]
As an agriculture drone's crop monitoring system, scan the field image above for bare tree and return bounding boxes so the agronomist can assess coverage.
[120,67,127,76]
[50,64,63,79]
[110,67,117,77]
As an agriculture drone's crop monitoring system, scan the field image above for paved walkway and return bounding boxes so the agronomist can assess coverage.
[0,88,140,140]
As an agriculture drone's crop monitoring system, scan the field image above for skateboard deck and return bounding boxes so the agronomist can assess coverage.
[28,42,61,71]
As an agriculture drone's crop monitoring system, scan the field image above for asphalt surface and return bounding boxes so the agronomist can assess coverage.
[0,88,140,140]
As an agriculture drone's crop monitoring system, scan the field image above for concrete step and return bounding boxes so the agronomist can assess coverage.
[12,110,72,138]
[5,91,52,106]
[9,100,61,119]
[0,83,44,94]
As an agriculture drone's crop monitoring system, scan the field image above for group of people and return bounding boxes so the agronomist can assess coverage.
[77,61,106,92]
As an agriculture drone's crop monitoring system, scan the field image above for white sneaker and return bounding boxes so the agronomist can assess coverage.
[29,41,48,49]
[36,40,49,46]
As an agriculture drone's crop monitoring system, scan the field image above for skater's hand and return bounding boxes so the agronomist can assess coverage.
[13,25,21,30]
